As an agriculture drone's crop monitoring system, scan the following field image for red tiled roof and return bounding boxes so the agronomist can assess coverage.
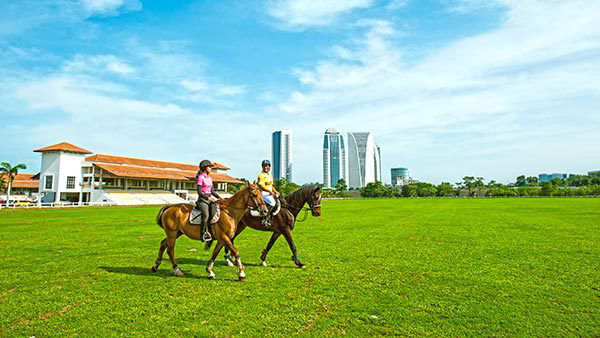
[86,154,230,171]
[94,163,243,184]
[34,142,92,154]
[2,174,39,189]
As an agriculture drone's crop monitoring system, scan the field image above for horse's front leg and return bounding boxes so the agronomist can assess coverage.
[151,238,168,272]
[207,242,224,279]
[166,231,185,277]
[224,222,246,267]
[260,232,281,267]
[281,228,304,268]
[220,236,246,281]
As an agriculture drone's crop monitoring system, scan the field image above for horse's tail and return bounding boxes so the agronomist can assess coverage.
[156,205,171,229]
[204,240,214,251]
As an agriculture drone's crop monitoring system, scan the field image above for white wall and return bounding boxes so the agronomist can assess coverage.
[38,151,86,203]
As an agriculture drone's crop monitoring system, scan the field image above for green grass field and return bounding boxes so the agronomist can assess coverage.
[1,199,599,336]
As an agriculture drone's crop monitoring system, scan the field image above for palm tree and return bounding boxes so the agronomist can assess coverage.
[0,162,27,204]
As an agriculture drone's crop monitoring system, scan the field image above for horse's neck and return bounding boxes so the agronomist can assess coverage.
[222,191,248,222]
[286,191,307,217]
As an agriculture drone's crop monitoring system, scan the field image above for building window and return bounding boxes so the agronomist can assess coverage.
[66,176,76,189]
[45,175,53,190]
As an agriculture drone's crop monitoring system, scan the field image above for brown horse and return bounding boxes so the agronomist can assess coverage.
[224,186,322,268]
[152,183,268,280]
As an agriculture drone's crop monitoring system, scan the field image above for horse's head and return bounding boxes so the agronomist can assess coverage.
[245,182,269,217]
[308,186,322,217]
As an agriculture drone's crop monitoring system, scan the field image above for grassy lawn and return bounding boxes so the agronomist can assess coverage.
[1,199,598,336]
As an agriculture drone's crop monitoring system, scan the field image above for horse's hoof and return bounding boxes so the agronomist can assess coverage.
[238,276,247,282]
[226,259,235,267]
[174,269,185,277]
[260,261,267,267]
[297,264,305,269]
[208,275,216,280]
[151,266,158,272]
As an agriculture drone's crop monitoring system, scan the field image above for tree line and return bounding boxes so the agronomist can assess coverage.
[227,173,600,198]
[325,173,600,198]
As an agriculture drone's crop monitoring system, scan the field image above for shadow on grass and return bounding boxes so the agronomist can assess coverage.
[97,266,240,282]
[179,257,298,269]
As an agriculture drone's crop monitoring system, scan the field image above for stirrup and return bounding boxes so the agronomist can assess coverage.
[202,231,212,242]
[261,218,271,227]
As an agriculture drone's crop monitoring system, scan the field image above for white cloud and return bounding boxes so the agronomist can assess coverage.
[272,0,600,183]
[80,0,142,17]
[266,0,374,29]
[0,0,142,39]
[386,0,409,10]
[9,73,272,179]
[62,55,135,75]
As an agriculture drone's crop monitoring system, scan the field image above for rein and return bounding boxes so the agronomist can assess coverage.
[279,194,321,223]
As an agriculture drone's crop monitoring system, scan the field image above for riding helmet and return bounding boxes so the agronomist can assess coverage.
[199,160,213,169]
[262,159,271,167]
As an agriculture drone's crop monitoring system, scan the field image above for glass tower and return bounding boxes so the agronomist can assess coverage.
[323,129,346,189]
[347,132,381,188]
[391,167,409,186]
[272,130,292,182]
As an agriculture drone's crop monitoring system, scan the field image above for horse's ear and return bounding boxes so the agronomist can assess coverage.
[314,186,321,192]
[246,181,251,188]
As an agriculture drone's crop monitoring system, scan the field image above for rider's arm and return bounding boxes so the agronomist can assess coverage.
[211,186,221,200]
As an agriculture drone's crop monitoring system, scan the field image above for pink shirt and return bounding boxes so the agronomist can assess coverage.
[196,172,213,195]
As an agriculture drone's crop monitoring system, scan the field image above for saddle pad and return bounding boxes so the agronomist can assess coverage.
[189,204,220,225]
[249,200,281,217]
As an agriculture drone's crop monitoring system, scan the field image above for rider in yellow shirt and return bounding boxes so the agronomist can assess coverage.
[257,160,279,226]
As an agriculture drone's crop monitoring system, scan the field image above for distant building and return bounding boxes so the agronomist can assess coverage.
[347,132,381,188]
[29,142,241,205]
[538,173,567,183]
[391,167,409,186]
[272,130,292,182]
[322,129,346,189]
[588,170,600,176]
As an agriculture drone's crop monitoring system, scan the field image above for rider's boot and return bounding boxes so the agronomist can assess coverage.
[260,205,274,227]
[201,222,212,242]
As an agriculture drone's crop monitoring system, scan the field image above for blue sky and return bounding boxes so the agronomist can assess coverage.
[1,0,599,184]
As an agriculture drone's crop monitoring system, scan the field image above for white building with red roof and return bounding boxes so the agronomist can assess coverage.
[33,142,243,205]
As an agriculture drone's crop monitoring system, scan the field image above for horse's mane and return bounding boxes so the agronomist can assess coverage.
[283,186,314,209]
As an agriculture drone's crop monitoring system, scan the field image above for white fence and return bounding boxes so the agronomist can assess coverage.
[0,202,119,210]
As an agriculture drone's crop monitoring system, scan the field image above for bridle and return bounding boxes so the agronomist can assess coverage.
[219,187,266,215]
[280,190,321,222]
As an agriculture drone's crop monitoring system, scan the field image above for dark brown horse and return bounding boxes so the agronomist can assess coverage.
[224,186,322,268]
[152,183,268,280]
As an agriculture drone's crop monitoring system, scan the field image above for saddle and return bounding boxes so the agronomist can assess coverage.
[189,204,221,225]
[249,198,281,217]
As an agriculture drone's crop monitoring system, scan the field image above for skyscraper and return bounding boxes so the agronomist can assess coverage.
[323,129,346,189]
[391,167,409,186]
[347,132,381,188]
[272,130,292,182]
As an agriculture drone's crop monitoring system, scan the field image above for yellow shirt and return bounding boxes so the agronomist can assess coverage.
[257,171,274,191]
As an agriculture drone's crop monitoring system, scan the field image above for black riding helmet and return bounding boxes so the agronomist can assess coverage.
[199,160,213,170]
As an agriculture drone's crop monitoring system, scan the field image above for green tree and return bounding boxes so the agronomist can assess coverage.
[516,175,527,187]
[360,181,394,197]
[401,184,418,197]
[541,182,557,196]
[437,182,455,197]
[335,178,347,192]
[461,176,485,196]
[415,182,437,197]
[275,179,301,196]
[525,176,539,186]
[0,162,27,203]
